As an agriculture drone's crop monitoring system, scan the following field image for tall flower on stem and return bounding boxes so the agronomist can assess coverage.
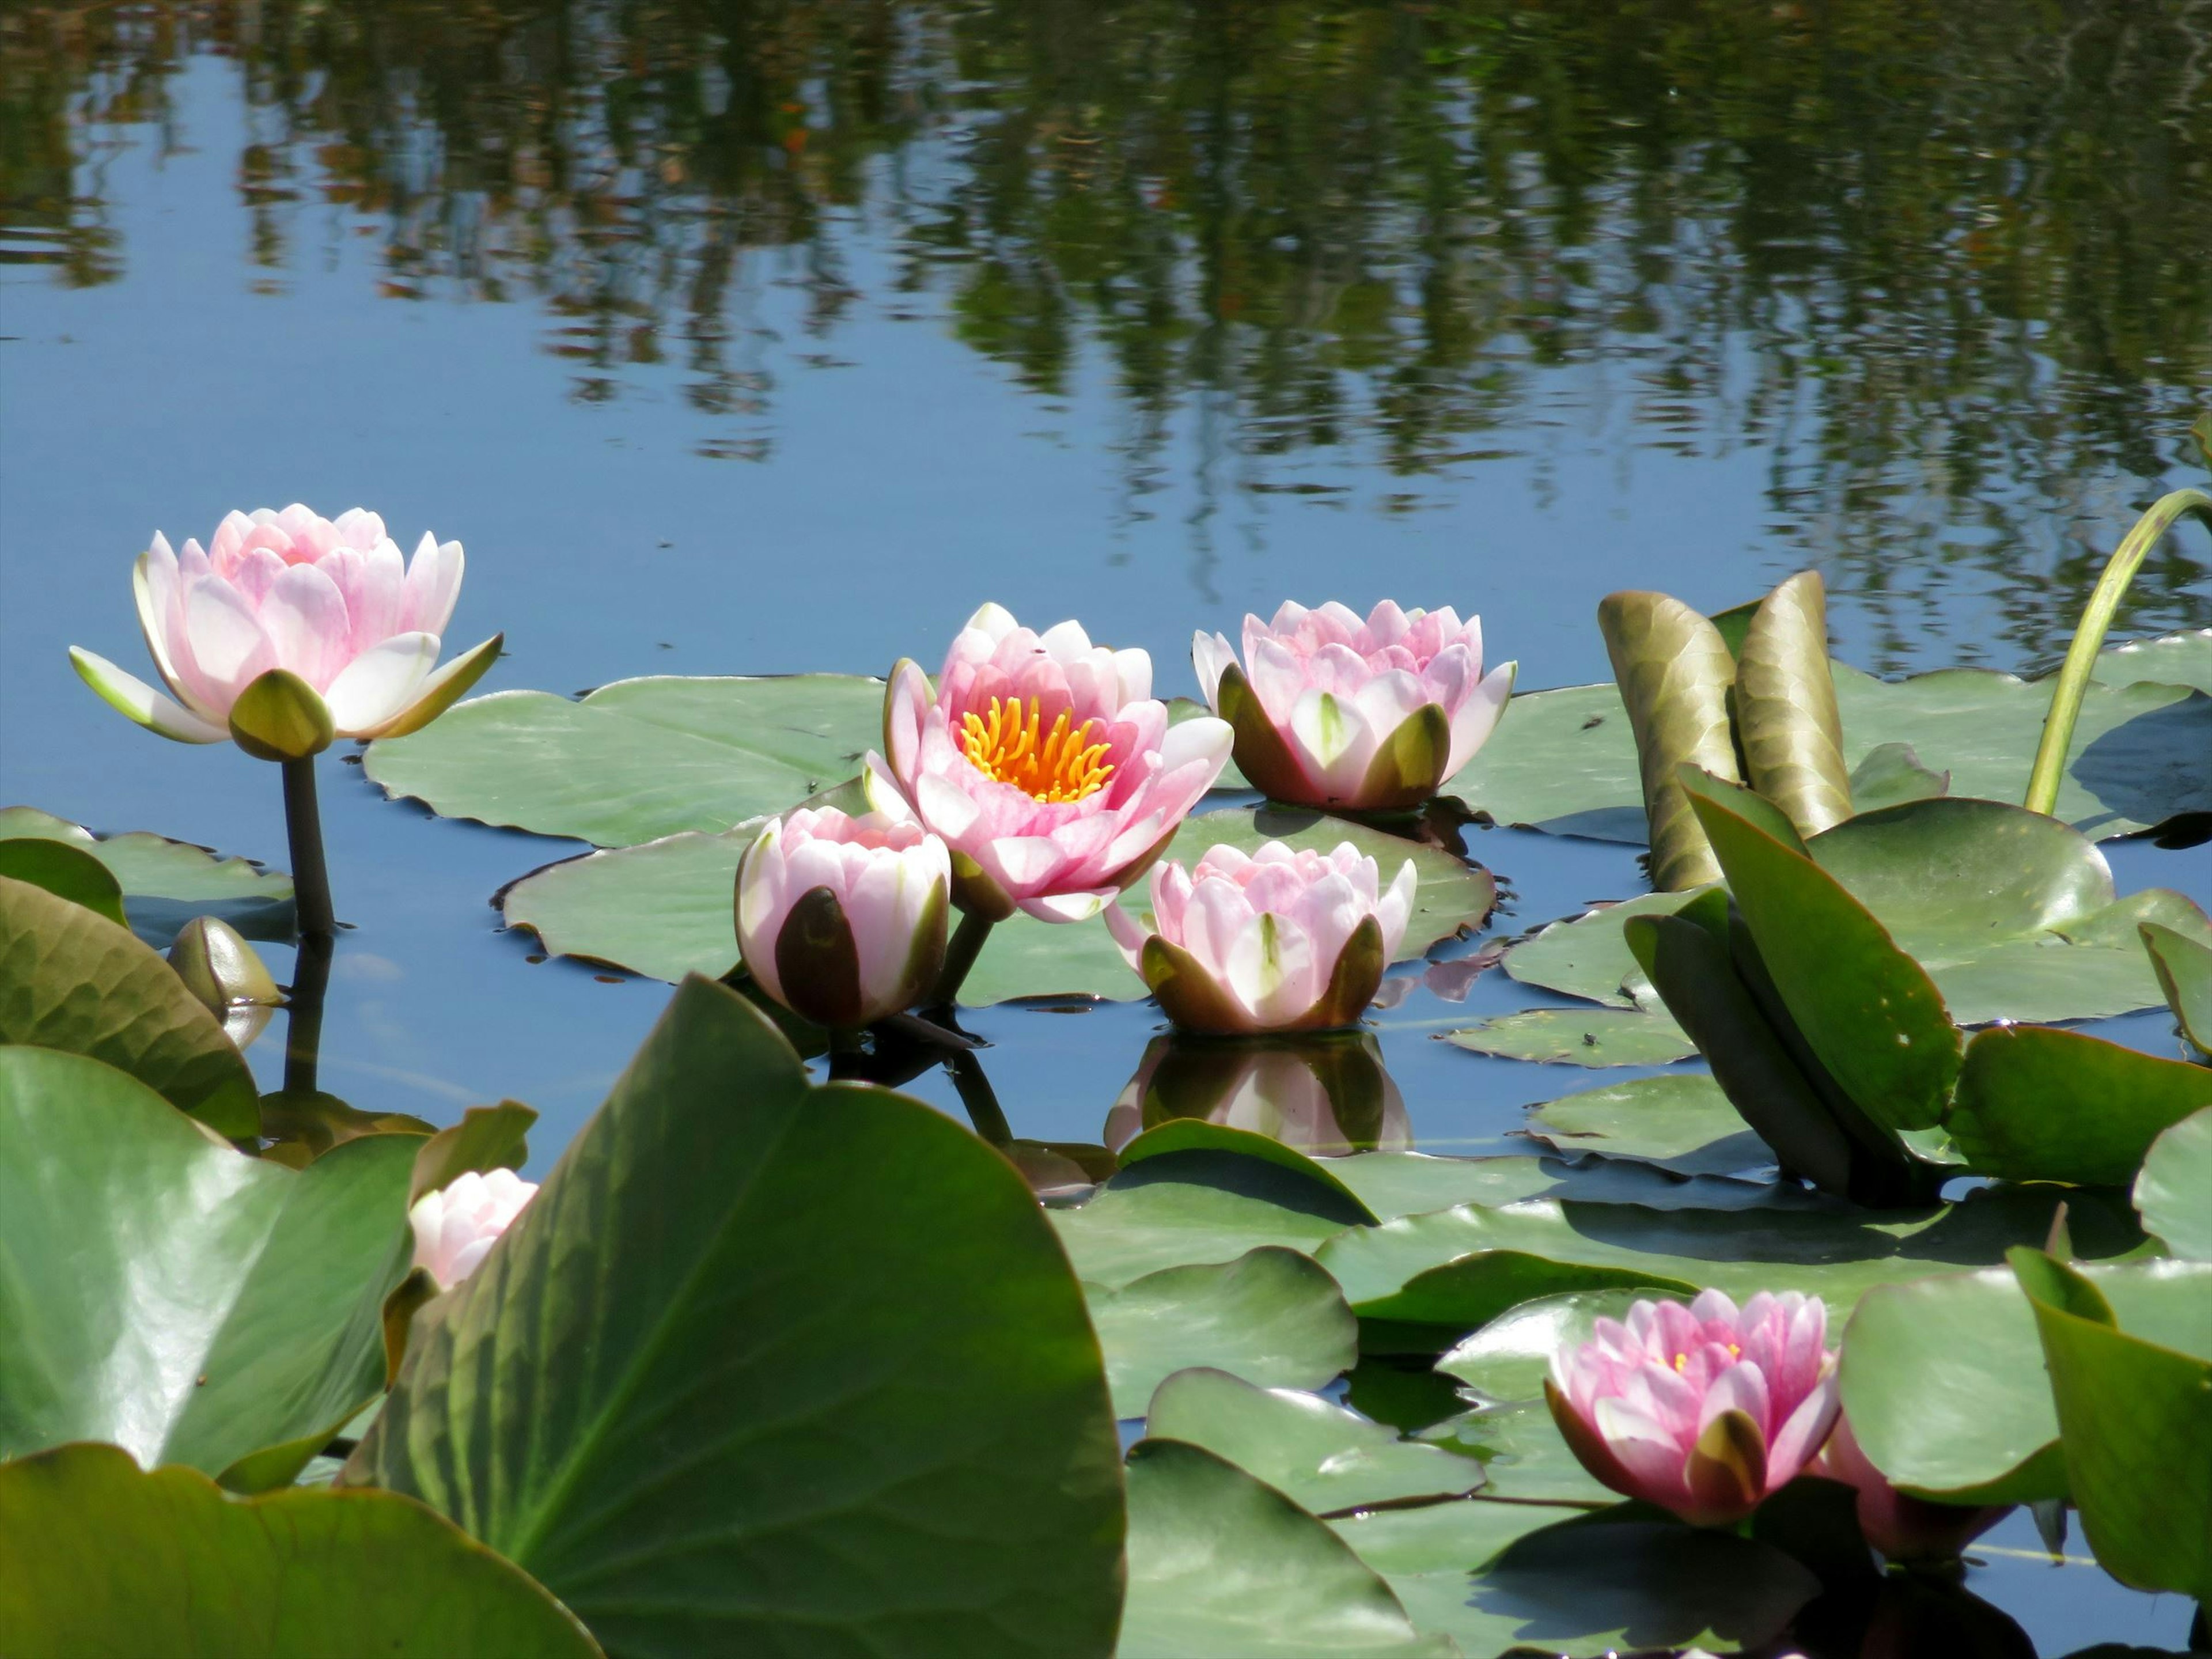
[1546,1289,1839,1527]
[69,506,501,935]
[873,604,1232,1003]
[1193,600,1514,812]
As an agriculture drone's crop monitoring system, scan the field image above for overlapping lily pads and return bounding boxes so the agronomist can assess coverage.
[1519,1074,1775,1176]
[1449,632,2212,843]
[0,1046,416,1488]
[0,805,293,947]
[499,805,1495,1003]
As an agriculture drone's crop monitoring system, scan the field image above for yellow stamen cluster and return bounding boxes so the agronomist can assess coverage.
[961,696,1115,803]
[1673,1341,1743,1374]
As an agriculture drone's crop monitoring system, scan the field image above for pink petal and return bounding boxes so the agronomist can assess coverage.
[259,561,353,690]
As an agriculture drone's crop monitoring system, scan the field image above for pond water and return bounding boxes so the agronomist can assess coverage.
[2,4,2209,1652]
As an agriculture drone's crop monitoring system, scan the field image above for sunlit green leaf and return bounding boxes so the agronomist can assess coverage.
[1055,1148,1373,1289]
[0,806,293,948]
[2142,921,2212,1056]
[1733,571,1854,838]
[1519,1073,1775,1177]
[1444,1006,1695,1067]
[1596,590,1742,889]
[1945,1025,2212,1187]
[2134,1107,2212,1259]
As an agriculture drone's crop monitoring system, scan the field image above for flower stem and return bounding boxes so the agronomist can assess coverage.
[947,1051,1013,1146]
[2024,487,2212,816]
[930,908,994,1009]
[281,755,337,938]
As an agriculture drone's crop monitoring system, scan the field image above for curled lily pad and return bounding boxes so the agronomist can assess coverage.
[498,804,1495,1005]
[1734,571,1853,839]
[1596,590,1741,890]
[2141,921,2212,1056]
[1449,635,2212,844]
[0,806,293,948]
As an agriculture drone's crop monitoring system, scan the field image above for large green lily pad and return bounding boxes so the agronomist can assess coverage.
[0,1046,415,1488]
[1945,1024,2212,1186]
[1325,1149,1820,1219]
[1521,1073,1775,1176]
[2092,628,2212,695]
[500,805,1495,1005]
[1118,1438,1450,1658]
[2135,1108,2212,1260]
[1443,1006,1695,1067]
[1086,1248,1358,1417]
[1450,638,2212,843]
[1836,1258,2210,1503]
[1143,1369,1486,1516]
[348,976,1126,1659]
[1331,1501,1819,1657]
[0,875,261,1137]
[0,1443,601,1657]
[1313,1185,2141,1336]
[0,805,294,948]
[364,675,887,846]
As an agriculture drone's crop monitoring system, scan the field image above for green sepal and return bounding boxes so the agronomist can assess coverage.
[1352,703,1453,812]
[228,668,335,762]
[1214,661,1319,805]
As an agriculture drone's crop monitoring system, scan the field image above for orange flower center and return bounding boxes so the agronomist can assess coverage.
[960,696,1115,803]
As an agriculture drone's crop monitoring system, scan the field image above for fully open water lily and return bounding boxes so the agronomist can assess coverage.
[70,505,501,757]
[874,603,1232,924]
[1546,1288,1839,1527]
[1193,600,1514,810]
[1105,840,1415,1033]
[735,804,950,1030]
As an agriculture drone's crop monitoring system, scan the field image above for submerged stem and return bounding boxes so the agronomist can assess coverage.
[2024,487,2212,816]
[283,927,334,1097]
[946,1051,1013,1146]
[930,908,994,1008]
[281,755,336,938]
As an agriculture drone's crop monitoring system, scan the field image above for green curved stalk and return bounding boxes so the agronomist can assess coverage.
[2025,488,2212,816]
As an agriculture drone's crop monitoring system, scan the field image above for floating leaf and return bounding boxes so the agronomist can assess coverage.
[1501,890,1695,1009]
[1116,1118,1379,1221]
[1449,641,2212,844]
[1596,590,1742,889]
[2134,1108,2212,1259]
[1844,742,1950,813]
[0,1047,415,1488]
[1520,1074,1775,1177]
[500,805,1495,1005]
[1118,1439,1450,1658]
[1332,1501,1818,1657]
[1145,1369,1486,1515]
[1836,1259,2205,1504]
[1444,1007,1695,1067]
[2010,1249,2212,1600]
[0,874,260,1137]
[365,675,888,846]
[0,1444,600,1657]
[1086,1248,1358,1416]
[348,976,1125,1658]
[0,806,295,948]
[1055,1147,1374,1288]
[2090,627,2212,696]
[1734,571,1854,838]
[1326,1151,1826,1221]
[1945,1025,2212,1187]
[2142,921,2212,1055]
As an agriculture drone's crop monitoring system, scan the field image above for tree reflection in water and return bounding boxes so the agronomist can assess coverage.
[5,0,2209,662]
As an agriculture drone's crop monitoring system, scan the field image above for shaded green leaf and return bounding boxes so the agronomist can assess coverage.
[0,836,126,924]
[410,1101,537,1205]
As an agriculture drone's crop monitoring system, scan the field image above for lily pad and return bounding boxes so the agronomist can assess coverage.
[2142,921,2212,1055]
[1325,1150,1825,1220]
[0,836,127,925]
[1086,1247,1359,1416]
[1313,1185,2141,1337]
[1119,1438,1450,1658]
[1945,1024,2212,1187]
[1836,1259,2210,1503]
[0,1443,600,1657]
[0,874,260,1137]
[1143,1369,1486,1515]
[364,675,888,846]
[347,976,1125,1658]
[1444,1006,1695,1067]
[2092,628,2212,696]
[1331,1501,1819,1657]
[1450,642,2212,843]
[0,805,294,948]
[1521,1074,1775,1176]
[500,804,1496,1005]
[0,1046,416,1487]
[2135,1108,2212,1259]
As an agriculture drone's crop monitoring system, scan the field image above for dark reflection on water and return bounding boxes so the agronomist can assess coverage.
[7,0,2210,664]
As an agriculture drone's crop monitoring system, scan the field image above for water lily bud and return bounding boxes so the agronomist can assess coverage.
[1104,1031,1411,1154]
[1193,600,1514,811]
[1105,840,1416,1033]
[409,1168,537,1289]
[735,806,951,1029]
[168,915,282,1051]
[1816,1412,2012,1563]
[70,505,501,757]
[1546,1289,1839,1527]
[873,603,1231,923]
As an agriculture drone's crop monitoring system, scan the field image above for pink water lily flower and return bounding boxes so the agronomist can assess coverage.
[70,505,501,755]
[1192,600,1514,810]
[1546,1289,1840,1527]
[409,1168,537,1290]
[1105,840,1416,1033]
[736,804,951,1029]
[874,604,1233,923]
